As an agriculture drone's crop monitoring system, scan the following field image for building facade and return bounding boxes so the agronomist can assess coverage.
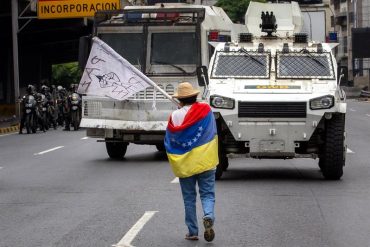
[331,0,370,87]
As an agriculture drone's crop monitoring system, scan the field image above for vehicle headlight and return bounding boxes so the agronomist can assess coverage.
[72,95,78,101]
[210,95,235,109]
[310,95,334,110]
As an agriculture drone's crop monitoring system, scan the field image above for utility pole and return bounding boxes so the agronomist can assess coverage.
[11,0,20,118]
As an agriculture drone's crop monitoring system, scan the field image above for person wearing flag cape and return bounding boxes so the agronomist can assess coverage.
[164,82,219,242]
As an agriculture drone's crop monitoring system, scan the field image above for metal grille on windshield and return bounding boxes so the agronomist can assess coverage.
[276,52,335,79]
[211,51,270,79]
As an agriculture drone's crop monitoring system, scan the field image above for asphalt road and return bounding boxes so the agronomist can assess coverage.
[0,100,370,247]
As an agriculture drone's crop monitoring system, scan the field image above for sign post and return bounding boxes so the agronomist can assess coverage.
[11,0,20,119]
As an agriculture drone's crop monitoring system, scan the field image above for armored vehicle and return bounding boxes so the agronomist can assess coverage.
[202,2,346,180]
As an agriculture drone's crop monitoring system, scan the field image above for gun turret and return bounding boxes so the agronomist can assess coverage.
[260,11,277,36]
[245,2,303,38]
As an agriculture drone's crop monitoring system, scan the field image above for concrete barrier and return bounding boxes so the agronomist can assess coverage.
[0,124,19,134]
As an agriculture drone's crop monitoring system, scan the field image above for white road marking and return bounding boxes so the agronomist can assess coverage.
[171,177,179,184]
[0,167,3,170]
[347,148,354,154]
[349,108,356,112]
[34,146,64,155]
[366,114,370,117]
[113,211,158,247]
[81,137,89,140]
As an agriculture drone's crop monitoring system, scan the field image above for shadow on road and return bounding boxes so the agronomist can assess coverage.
[89,151,168,165]
[219,167,330,182]
[125,151,168,162]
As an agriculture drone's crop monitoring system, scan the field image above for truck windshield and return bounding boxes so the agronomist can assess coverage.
[149,32,197,74]
[211,51,270,79]
[276,52,334,79]
[99,33,144,66]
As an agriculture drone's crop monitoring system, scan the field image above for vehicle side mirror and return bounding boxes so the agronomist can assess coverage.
[78,36,91,70]
[337,66,348,86]
[197,66,209,87]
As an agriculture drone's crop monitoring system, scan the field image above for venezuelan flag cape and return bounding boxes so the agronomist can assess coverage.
[165,102,219,178]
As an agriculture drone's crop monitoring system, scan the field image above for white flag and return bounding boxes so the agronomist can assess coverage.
[78,37,152,100]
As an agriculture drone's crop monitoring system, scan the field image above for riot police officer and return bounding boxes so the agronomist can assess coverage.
[19,85,36,134]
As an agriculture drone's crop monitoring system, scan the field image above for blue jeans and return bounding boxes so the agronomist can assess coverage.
[179,169,216,236]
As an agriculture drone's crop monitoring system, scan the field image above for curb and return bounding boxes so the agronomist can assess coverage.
[0,124,19,134]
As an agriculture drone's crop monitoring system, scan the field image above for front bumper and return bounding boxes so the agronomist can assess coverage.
[81,118,168,132]
[220,112,323,157]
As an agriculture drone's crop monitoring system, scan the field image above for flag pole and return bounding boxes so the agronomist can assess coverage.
[140,77,180,106]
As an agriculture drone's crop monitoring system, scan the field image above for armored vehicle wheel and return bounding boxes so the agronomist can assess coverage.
[106,141,128,159]
[156,144,165,152]
[221,155,229,171]
[215,163,224,180]
[216,153,228,180]
[318,158,324,171]
[320,114,345,180]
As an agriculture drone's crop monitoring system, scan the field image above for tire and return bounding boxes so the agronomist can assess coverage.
[221,155,229,171]
[318,158,324,171]
[215,119,228,180]
[320,114,346,180]
[215,163,224,180]
[156,144,165,152]
[216,154,229,180]
[106,141,128,159]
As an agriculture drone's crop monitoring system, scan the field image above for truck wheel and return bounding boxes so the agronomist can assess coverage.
[216,153,228,180]
[215,119,228,179]
[320,114,345,180]
[106,141,128,159]
[318,158,324,171]
[156,144,165,152]
[221,155,229,171]
[215,163,224,180]
[216,137,228,179]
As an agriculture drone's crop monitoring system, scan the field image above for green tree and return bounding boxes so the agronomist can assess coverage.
[51,62,82,88]
[215,0,265,23]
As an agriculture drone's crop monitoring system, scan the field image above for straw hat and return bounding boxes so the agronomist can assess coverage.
[172,82,200,99]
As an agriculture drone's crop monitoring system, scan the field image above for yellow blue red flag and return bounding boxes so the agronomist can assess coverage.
[165,103,219,178]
